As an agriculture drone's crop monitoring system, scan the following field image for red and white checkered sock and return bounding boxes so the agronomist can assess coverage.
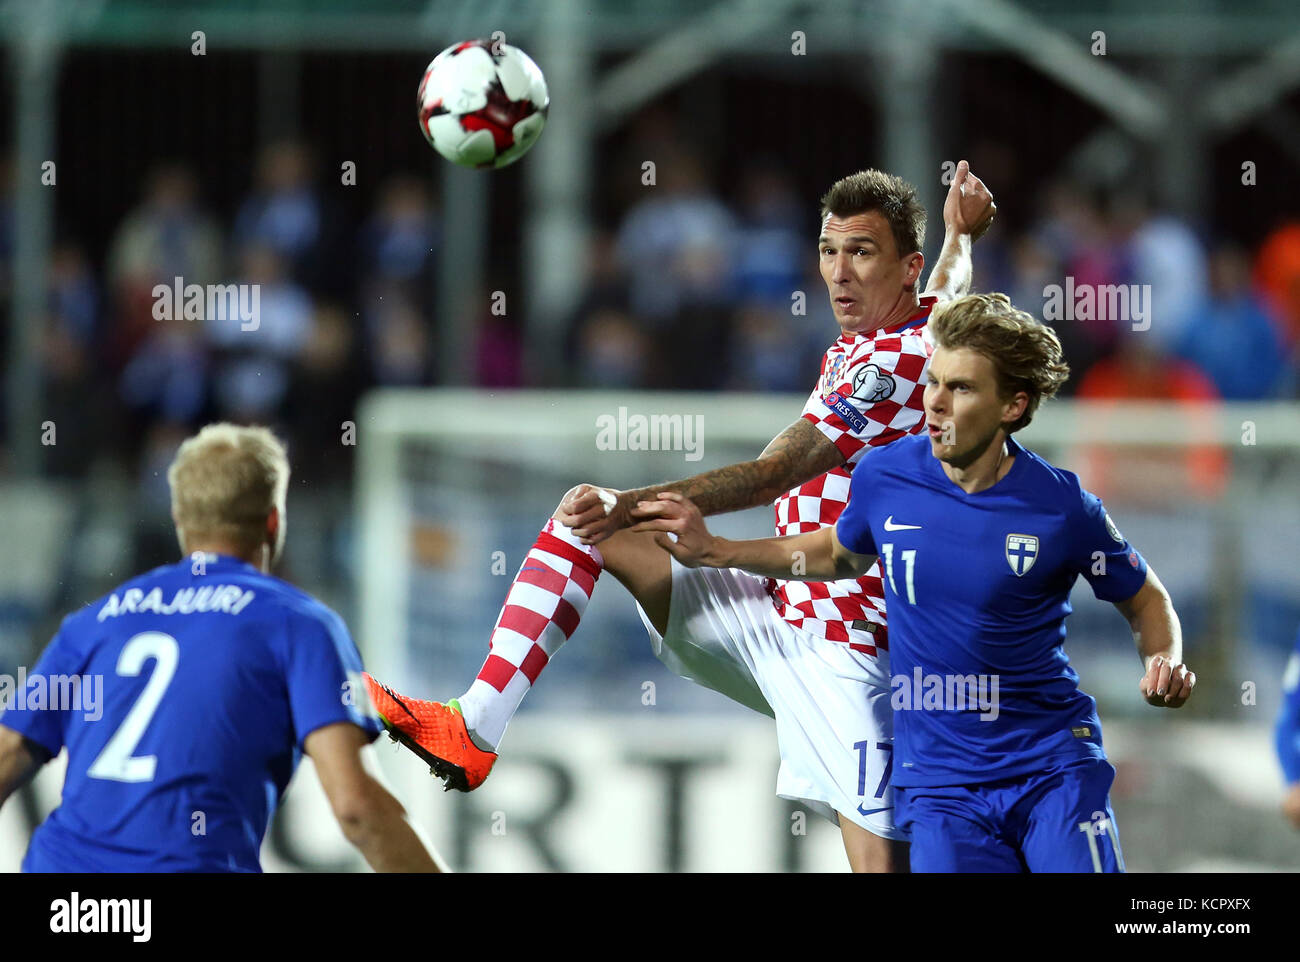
[456,519,602,750]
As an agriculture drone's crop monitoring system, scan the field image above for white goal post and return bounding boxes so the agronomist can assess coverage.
[355,390,1300,704]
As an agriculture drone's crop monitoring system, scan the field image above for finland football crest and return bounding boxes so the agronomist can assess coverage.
[851,363,897,403]
[1104,513,1124,543]
[1005,533,1039,576]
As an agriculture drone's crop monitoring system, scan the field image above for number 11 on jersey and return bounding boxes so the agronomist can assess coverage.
[881,543,917,604]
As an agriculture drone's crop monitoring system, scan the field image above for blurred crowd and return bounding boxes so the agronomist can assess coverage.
[4,143,441,490]
[3,138,1300,510]
[569,149,1300,407]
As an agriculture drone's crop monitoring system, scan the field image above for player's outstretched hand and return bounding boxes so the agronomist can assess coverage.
[1138,654,1196,708]
[944,159,996,240]
[556,483,629,544]
[1283,784,1300,831]
[629,492,718,568]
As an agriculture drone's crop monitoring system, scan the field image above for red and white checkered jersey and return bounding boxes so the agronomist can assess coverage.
[768,296,937,657]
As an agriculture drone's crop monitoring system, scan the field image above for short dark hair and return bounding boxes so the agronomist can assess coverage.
[819,169,926,256]
[929,293,1070,433]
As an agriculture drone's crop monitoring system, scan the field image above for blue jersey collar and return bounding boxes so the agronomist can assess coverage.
[931,434,1029,496]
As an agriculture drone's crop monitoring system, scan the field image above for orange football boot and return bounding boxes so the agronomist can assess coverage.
[362,672,497,791]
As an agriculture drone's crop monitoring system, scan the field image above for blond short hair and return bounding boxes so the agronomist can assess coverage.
[929,293,1070,433]
[168,423,290,553]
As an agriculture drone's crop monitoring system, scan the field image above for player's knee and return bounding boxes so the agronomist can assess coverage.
[596,528,656,579]
[840,817,906,873]
[849,839,908,873]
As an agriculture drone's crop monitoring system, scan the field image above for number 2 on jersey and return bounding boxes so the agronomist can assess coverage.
[87,631,179,783]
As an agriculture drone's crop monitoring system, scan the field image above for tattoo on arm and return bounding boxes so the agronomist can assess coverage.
[625,419,843,517]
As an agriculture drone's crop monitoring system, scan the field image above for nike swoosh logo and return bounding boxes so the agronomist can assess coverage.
[883,516,922,531]
[857,805,892,816]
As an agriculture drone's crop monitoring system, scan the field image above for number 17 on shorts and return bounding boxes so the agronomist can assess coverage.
[853,739,894,823]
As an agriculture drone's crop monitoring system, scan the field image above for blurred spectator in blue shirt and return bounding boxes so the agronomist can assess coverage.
[106,165,222,368]
[1113,193,1208,353]
[41,242,104,476]
[364,285,432,386]
[726,300,799,393]
[572,306,653,389]
[1176,243,1291,400]
[733,162,804,307]
[48,242,99,354]
[207,244,313,421]
[1032,183,1127,359]
[360,175,439,293]
[357,176,440,378]
[119,315,209,426]
[233,141,331,291]
[615,148,736,325]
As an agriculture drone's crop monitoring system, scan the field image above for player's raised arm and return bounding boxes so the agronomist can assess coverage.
[630,491,874,581]
[306,721,447,872]
[0,726,48,808]
[923,159,996,303]
[561,418,843,544]
[1112,566,1196,709]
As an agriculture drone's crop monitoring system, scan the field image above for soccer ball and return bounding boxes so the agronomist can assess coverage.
[417,39,549,169]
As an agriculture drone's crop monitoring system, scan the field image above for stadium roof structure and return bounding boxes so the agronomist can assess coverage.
[3,0,1299,53]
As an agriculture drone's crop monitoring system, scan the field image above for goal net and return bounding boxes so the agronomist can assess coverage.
[356,389,1300,720]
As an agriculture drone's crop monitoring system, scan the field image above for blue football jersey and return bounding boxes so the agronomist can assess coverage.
[0,553,382,872]
[836,434,1148,788]
[1276,631,1300,784]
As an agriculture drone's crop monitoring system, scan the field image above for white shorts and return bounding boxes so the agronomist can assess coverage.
[636,560,901,840]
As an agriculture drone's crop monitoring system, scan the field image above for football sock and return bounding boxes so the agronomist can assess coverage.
[456,519,602,750]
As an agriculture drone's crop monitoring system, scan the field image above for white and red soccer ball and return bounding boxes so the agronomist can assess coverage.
[417,39,549,169]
